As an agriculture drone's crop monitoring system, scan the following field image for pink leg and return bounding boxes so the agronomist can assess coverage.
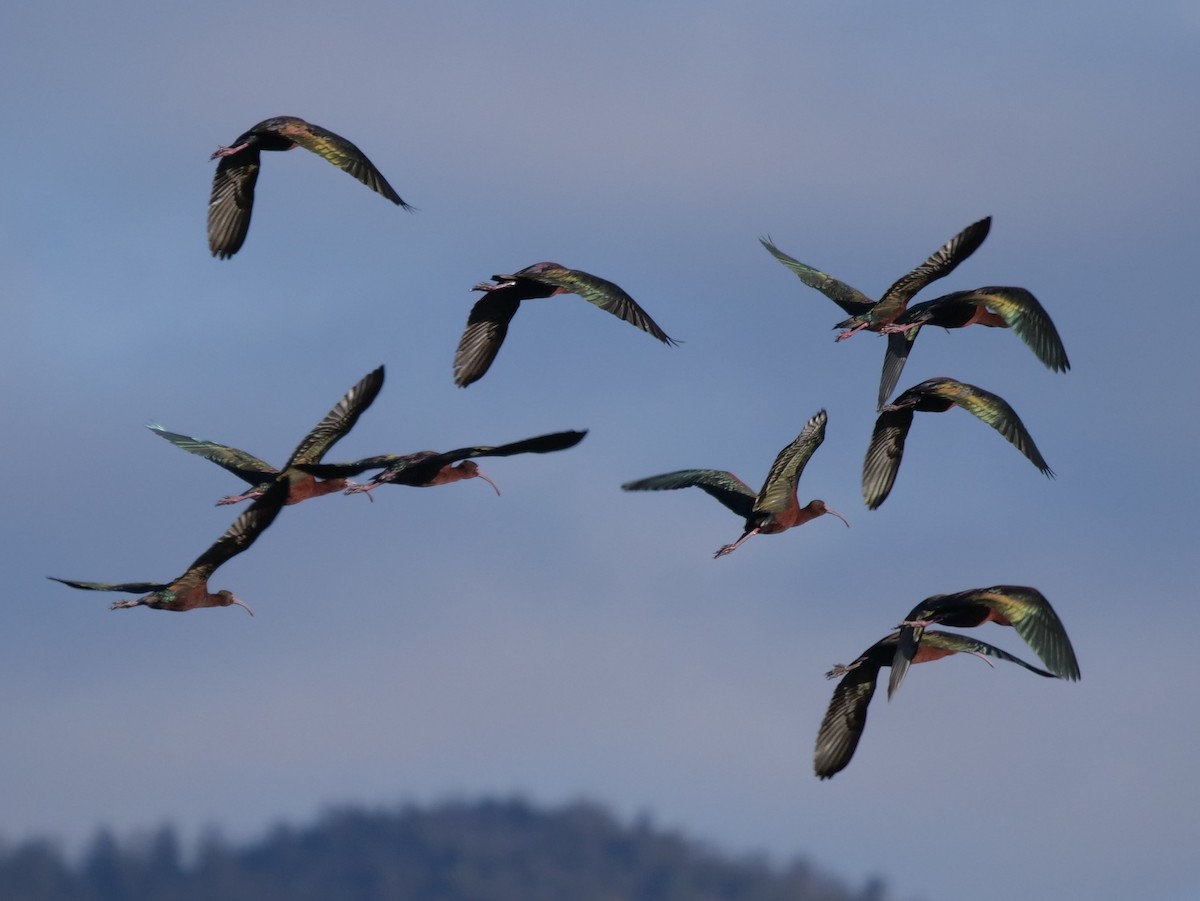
[210,142,250,160]
[714,528,758,558]
[834,322,870,342]
[216,490,260,506]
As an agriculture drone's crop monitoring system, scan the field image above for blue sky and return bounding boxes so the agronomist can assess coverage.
[2,2,1198,899]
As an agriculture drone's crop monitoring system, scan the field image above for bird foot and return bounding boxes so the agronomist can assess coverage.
[216,492,255,506]
[834,323,868,342]
[896,618,934,628]
[879,322,919,335]
[210,142,249,160]
[109,600,140,611]
[825,662,858,679]
[344,480,374,502]
[471,279,515,292]
[713,544,736,558]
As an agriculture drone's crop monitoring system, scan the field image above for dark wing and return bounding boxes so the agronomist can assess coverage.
[878,328,921,410]
[208,149,261,259]
[292,455,402,479]
[395,431,589,483]
[274,119,411,208]
[754,409,827,515]
[814,649,884,780]
[861,406,916,510]
[952,287,1070,372]
[284,366,385,467]
[621,469,757,519]
[434,430,589,463]
[889,628,1059,699]
[940,586,1080,681]
[48,576,170,593]
[869,217,992,322]
[920,630,1057,677]
[518,264,677,345]
[453,290,522,387]
[178,477,289,585]
[916,378,1053,476]
[146,424,277,485]
[759,236,876,316]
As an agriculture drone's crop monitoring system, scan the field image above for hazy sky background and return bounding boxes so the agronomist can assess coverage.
[3,2,1198,899]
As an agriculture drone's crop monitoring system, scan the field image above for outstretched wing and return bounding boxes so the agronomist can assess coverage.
[814,648,883,780]
[936,586,1080,682]
[516,264,677,345]
[759,236,875,316]
[147,424,277,486]
[622,469,757,519]
[453,290,523,387]
[294,455,404,479]
[861,406,916,510]
[274,118,411,208]
[48,576,170,593]
[877,329,921,410]
[755,409,828,515]
[869,216,992,322]
[179,477,289,585]
[208,150,261,259]
[435,430,589,463]
[284,366,385,467]
[915,378,1053,476]
[948,286,1070,372]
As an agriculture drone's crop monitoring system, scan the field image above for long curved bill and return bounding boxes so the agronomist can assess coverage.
[475,468,501,496]
[231,596,255,617]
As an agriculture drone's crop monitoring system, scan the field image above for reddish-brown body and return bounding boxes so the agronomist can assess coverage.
[281,476,353,504]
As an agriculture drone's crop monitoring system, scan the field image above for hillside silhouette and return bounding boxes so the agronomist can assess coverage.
[0,798,899,901]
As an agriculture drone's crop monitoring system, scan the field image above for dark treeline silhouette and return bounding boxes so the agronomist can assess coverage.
[0,798,901,901]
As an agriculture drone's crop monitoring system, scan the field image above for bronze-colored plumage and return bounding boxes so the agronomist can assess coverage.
[150,366,385,506]
[863,377,1052,510]
[453,262,677,387]
[877,286,1070,408]
[889,585,1081,698]
[48,477,288,614]
[814,629,1055,780]
[761,216,991,340]
[296,430,588,496]
[621,410,848,558]
[208,116,411,259]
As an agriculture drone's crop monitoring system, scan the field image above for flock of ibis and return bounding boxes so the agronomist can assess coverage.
[50,115,1080,780]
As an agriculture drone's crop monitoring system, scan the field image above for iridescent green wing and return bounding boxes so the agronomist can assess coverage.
[954,286,1070,372]
[878,328,922,410]
[937,586,1080,681]
[453,290,523,387]
[178,477,289,585]
[758,237,875,316]
[621,469,756,519]
[918,378,1053,476]
[208,149,261,259]
[861,406,915,510]
[273,118,410,207]
[814,642,886,780]
[869,217,992,323]
[48,576,168,593]
[284,366,385,467]
[147,424,276,486]
[888,621,1057,699]
[517,264,677,345]
[754,409,828,515]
